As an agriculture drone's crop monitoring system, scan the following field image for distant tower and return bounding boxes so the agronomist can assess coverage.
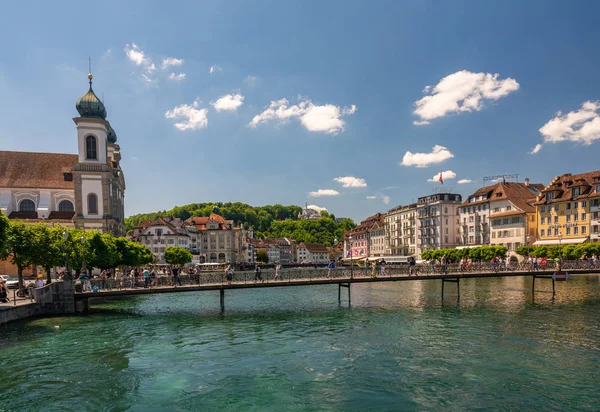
[71,66,126,236]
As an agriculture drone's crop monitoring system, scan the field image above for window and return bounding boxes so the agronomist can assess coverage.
[19,199,35,212]
[546,193,553,201]
[541,206,545,213]
[574,202,578,209]
[483,204,487,210]
[574,226,579,235]
[58,200,74,212]
[582,201,587,208]
[156,229,163,236]
[87,193,98,214]
[541,229,545,237]
[541,217,545,224]
[582,226,587,234]
[566,215,570,222]
[581,213,586,220]
[555,205,559,211]
[566,227,570,235]
[572,187,580,197]
[554,216,558,223]
[567,203,571,210]
[494,207,500,213]
[554,228,558,236]
[85,135,97,160]
[506,205,512,211]
[574,214,578,222]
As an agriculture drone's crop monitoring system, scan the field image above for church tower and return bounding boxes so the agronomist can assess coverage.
[71,71,126,236]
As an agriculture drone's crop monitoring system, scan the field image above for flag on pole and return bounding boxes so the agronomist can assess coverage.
[439,171,444,184]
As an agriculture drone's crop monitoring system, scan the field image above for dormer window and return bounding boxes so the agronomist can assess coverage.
[572,187,580,197]
[546,192,553,201]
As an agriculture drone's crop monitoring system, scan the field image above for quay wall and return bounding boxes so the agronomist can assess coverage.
[0,281,75,326]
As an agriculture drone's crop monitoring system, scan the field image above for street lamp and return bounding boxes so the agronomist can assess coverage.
[558,232,563,269]
[63,230,71,280]
[80,235,87,275]
[526,235,531,255]
[348,235,353,279]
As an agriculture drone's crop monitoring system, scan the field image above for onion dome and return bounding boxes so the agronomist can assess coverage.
[75,74,107,119]
[107,127,117,144]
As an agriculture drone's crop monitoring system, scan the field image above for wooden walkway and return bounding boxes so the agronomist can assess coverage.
[74,268,600,311]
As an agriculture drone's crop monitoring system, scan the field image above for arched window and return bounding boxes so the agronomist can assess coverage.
[209,253,217,262]
[87,193,98,215]
[19,199,36,212]
[86,135,97,160]
[58,200,74,212]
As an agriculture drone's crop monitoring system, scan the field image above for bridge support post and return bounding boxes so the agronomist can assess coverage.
[338,283,351,305]
[532,274,556,296]
[220,289,225,312]
[532,275,535,294]
[441,278,460,298]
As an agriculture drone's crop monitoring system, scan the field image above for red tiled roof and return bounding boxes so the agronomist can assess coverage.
[534,170,600,205]
[0,151,77,189]
[489,210,525,218]
[303,243,329,253]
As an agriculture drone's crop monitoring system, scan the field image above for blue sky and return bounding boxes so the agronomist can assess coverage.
[1,0,600,222]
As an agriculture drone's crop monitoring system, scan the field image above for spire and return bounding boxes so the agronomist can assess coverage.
[76,57,107,119]
[88,57,93,89]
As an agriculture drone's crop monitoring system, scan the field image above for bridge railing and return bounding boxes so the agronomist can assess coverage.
[78,260,599,291]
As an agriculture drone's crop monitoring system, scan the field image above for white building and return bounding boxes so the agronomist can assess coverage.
[592,196,600,242]
[297,243,330,264]
[298,203,322,220]
[369,220,386,257]
[0,72,126,236]
[384,203,417,256]
[134,217,190,263]
[416,193,462,258]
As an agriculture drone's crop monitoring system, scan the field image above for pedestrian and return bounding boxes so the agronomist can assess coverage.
[0,279,8,303]
[115,268,122,289]
[130,268,136,288]
[100,270,107,289]
[254,264,263,282]
[172,266,181,287]
[380,259,386,276]
[143,268,150,288]
[35,275,44,289]
[274,262,282,281]
[225,264,233,285]
[371,261,376,278]
[327,259,334,278]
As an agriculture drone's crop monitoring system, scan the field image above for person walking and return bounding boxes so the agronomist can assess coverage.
[327,260,334,279]
[172,266,181,287]
[380,259,386,276]
[254,264,263,282]
[225,265,233,285]
[274,262,282,281]
[371,261,377,278]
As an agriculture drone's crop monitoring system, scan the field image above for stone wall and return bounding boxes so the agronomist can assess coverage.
[0,281,75,326]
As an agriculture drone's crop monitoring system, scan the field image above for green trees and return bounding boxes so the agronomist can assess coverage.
[30,225,65,284]
[0,212,8,257]
[116,238,154,267]
[4,222,37,292]
[255,249,269,263]
[164,246,192,266]
[421,246,508,262]
[516,243,600,260]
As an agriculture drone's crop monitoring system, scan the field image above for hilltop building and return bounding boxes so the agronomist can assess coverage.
[298,203,322,220]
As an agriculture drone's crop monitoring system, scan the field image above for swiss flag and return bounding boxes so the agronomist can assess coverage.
[439,172,444,184]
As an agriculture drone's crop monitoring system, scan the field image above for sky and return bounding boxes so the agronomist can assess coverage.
[1,0,600,223]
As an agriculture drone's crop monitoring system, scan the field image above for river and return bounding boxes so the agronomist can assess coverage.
[1,275,599,411]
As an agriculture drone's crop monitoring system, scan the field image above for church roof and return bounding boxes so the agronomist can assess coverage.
[75,75,107,119]
[0,151,77,189]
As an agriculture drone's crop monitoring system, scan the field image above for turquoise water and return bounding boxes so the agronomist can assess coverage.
[1,275,600,411]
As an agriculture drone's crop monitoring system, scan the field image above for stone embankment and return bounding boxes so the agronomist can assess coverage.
[0,281,75,326]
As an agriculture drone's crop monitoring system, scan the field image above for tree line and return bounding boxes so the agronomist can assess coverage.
[0,212,153,292]
[125,202,356,246]
[421,246,509,262]
[515,243,600,260]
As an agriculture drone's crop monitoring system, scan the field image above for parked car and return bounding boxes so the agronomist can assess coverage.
[4,276,20,289]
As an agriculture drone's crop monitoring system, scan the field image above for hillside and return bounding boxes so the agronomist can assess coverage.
[125,202,356,246]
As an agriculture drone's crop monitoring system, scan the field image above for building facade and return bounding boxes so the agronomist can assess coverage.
[416,193,462,258]
[384,203,417,256]
[297,243,330,264]
[0,73,126,236]
[534,171,600,246]
[344,213,383,260]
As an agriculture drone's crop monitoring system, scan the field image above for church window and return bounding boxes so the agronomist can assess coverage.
[19,199,35,212]
[88,193,98,214]
[58,200,74,212]
[86,135,97,160]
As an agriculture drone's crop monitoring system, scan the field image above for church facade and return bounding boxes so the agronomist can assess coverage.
[0,73,126,236]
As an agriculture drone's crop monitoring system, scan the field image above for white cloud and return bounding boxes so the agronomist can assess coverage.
[164,100,208,131]
[457,179,472,184]
[209,65,222,74]
[211,94,244,111]
[125,43,157,82]
[333,176,367,188]
[249,98,357,134]
[382,195,390,205]
[307,205,327,212]
[529,143,543,154]
[366,196,377,200]
[168,73,186,81]
[427,170,456,182]
[538,101,600,146]
[413,70,520,125]
[162,57,184,69]
[308,189,340,197]
[400,145,454,168]
[140,74,156,84]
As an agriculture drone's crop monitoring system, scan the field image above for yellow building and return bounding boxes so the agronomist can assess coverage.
[533,170,600,246]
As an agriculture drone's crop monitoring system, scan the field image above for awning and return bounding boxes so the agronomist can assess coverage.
[533,237,588,246]
[455,245,484,249]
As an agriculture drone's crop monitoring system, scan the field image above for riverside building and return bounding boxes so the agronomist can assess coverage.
[383,203,417,257]
[0,72,126,236]
[533,171,600,246]
[416,193,462,258]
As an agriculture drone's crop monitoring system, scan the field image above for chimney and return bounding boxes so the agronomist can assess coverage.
[524,178,530,187]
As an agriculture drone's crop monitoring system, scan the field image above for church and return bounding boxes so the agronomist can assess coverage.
[0,72,126,236]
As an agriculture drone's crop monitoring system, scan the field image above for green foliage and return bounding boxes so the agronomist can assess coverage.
[30,224,65,283]
[125,202,356,245]
[0,212,8,258]
[255,249,269,263]
[421,246,508,262]
[5,222,37,291]
[164,246,193,266]
[116,238,154,267]
[516,243,600,260]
